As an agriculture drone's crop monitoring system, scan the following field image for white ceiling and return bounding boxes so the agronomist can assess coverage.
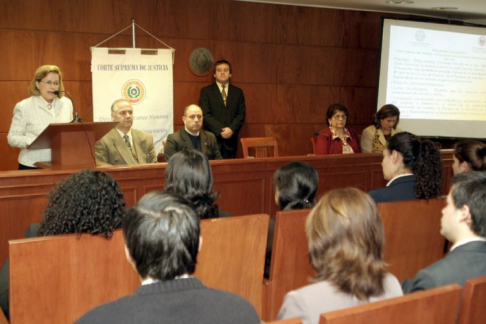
[238,0,486,25]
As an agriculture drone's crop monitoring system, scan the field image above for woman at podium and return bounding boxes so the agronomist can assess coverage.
[7,65,73,170]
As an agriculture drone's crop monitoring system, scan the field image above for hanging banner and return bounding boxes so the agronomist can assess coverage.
[91,47,173,151]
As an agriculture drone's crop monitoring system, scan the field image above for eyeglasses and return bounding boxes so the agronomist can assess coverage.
[332,114,347,120]
[40,80,60,86]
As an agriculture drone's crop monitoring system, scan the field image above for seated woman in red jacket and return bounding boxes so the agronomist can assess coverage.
[316,103,361,155]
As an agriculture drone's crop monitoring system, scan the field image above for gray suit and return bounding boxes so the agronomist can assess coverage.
[164,129,222,162]
[95,128,157,165]
[402,241,486,293]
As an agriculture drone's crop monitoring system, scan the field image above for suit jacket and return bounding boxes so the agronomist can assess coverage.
[76,278,259,324]
[278,274,403,324]
[369,174,416,204]
[7,96,73,167]
[95,128,157,165]
[199,83,246,152]
[402,241,486,293]
[315,127,361,155]
[164,129,222,161]
[361,126,402,153]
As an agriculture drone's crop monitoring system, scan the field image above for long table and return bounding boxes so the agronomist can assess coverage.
[0,151,454,263]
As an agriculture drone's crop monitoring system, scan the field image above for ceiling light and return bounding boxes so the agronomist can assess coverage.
[386,1,414,4]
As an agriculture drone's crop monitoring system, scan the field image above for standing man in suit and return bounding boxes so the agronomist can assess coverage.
[199,60,246,159]
[76,191,260,324]
[164,104,222,161]
[402,172,486,293]
[96,99,157,165]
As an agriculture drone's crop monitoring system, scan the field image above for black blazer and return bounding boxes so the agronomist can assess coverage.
[199,83,246,152]
[369,174,417,204]
[164,129,222,161]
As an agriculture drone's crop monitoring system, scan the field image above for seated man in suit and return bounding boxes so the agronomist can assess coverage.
[164,104,222,161]
[76,191,260,324]
[95,99,157,165]
[402,172,486,293]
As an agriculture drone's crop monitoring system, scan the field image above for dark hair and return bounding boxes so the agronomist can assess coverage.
[451,172,486,237]
[38,170,125,238]
[372,104,400,129]
[123,191,199,281]
[274,161,319,210]
[453,140,486,172]
[307,188,386,300]
[165,149,219,219]
[326,104,349,126]
[386,132,443,199]
[213,59,232,74]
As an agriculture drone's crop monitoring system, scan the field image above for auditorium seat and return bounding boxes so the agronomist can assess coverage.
[240,137,279,158]
[194,213,270,317]
[311,136,316,155]
[264,209,315,321]
[266,318,303,324]
[319,284,462,324]
[377,198,446,282]
[457,275,486,324]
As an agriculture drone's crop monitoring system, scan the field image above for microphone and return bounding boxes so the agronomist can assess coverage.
[54,90,82,123]
[314,131,326,136]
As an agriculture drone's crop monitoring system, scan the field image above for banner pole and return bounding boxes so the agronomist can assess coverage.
[132,19,136,48]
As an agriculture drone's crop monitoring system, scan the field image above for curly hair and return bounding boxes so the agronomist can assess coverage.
[274,161,319,210]
[372,104,400,129]
[306,188,386,300]
[165,149,220,219]
[454,140,486,172]
[37,170,125,238]
[387,132,443,199]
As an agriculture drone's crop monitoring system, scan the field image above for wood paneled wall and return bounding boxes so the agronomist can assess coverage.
[0,0,406,170]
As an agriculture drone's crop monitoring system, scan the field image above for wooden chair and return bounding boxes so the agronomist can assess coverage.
[319,284,462,324]
[194,214,269,318]
[378,198,446,282]
[264,209,315,321]
[311,136,317,155]
[9,230,139,324]
[240,137,278,158]
[457,275,486,324]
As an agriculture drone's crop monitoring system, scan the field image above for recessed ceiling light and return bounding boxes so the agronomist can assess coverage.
[431,7,458,10]
[386,1,414,4]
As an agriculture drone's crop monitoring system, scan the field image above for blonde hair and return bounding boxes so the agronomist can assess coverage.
[29,65,65,98]
[306,187,386,300]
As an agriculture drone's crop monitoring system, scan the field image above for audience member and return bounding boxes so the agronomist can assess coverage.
[402,172,486,293]
[361,104,402,153]
[265,161,319,277]
[164,104,222,161]
[199,59,246,159]
[76,191,260,324]
[452,140,486,175]
[95,99,157,165]
[7,65,73,169]
[369,132,443,204]
[277,188,402,324]
[165,149,226,219]
[0,169,125,319]
[316,103,361,155]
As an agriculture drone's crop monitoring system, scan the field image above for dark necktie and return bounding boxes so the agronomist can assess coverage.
[222,84,227,106]
[123,134,138,162]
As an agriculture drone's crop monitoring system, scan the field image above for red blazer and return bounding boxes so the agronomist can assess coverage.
[316,127,361,155]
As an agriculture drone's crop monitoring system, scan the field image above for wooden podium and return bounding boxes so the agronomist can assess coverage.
[29,122,118,169]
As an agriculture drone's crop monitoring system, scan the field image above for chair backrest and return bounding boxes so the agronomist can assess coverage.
[311,137,317,155]
[378,198,446,282]
[265,209,315,321]
[194,214,269,318]
[9,230,139,324]
[240,137,279,158]
[457,275,486,324]
[319,284,462,324]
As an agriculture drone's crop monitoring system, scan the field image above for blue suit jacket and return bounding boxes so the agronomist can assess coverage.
[369,174,416,204]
